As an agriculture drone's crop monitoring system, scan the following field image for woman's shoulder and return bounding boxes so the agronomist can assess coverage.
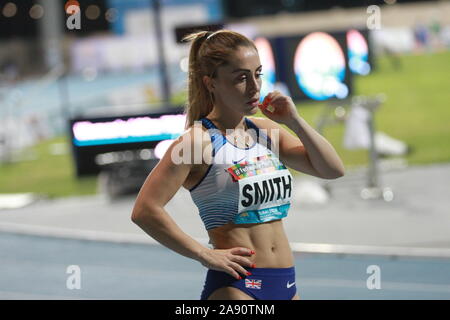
[246,116,287,147]
[247,116,281,131]
[160,125,211,171]
[177,123,212,170]
[179,122,211,148]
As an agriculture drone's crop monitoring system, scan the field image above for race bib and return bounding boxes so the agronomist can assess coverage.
[226,154,293,224]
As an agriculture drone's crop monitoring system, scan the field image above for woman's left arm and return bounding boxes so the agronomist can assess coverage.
[283,114,345,179]
[258,91,345,180]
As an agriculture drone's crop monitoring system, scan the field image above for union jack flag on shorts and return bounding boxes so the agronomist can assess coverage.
[245,279,262,289]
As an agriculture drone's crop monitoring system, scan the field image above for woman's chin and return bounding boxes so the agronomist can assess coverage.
[245,105,259,115]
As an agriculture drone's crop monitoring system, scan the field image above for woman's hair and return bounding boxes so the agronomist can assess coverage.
[182,29,257,129]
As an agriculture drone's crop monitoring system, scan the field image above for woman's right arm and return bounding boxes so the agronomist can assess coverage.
[131,129,254,279]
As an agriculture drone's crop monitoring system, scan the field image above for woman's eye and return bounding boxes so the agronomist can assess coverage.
[238,73,263,81]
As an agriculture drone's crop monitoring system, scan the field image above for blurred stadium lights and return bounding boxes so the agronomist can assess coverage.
[105,7,119,23]
[29,4,44,20]
[85,4,101,20]
[2,2,17,18]
[0,1,37,38]
[222,0,439,18]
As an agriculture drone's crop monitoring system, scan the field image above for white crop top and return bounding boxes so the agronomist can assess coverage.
[189,117,293,230]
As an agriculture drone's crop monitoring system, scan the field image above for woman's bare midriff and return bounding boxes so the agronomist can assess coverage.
[207,219,295,268]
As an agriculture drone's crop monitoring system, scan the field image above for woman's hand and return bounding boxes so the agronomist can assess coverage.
[197,247,256,280]
[258,90,300,126]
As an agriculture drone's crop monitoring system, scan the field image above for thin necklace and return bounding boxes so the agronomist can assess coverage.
[233,120,250,148]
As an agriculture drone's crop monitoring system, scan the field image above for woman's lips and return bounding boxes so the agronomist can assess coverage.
[246,99,259,107]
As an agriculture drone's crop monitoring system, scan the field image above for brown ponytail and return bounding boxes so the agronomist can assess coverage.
[182,29,257,129]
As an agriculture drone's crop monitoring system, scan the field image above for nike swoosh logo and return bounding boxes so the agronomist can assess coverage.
[287,281,296,288]
[232,157,246,164]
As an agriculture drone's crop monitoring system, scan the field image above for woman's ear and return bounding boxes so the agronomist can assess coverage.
[203,75,215,92]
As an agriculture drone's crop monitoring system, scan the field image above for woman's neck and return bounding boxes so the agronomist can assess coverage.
[207,108,246,132]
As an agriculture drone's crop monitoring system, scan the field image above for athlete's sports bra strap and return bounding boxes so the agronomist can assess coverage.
[244,118,272,151]
[201,118,226,156]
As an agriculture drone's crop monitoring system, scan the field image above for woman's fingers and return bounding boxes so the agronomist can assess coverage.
[262,95,272,108]
[227,248,256,278]
[229,261,251,278]
[229,247,255,267]
[259,93,281,113]
[224,266,242,280]
[230,255,254,268]
[202,248,256,280]
[259,95,271,109]
[229,247,255,256]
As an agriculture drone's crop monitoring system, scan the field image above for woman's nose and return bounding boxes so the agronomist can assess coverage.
[248,76,260,94]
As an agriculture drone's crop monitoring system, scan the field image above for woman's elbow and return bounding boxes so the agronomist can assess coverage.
[131,206,144,225]
[321,166,345,179]
[131,202,154,225]
[328,171,345,179]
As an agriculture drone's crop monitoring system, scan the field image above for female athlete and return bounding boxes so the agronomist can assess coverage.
[131,30,345,300]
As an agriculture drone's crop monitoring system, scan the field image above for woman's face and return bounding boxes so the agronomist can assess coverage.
[208,46,263,116]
